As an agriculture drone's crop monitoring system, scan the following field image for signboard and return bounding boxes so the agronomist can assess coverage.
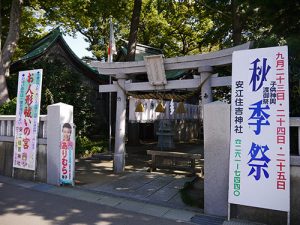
[13,69,43,170]
[229,46,290,212]
[60,123,75,185]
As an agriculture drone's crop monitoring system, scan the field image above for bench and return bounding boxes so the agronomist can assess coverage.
[147,150,202,175]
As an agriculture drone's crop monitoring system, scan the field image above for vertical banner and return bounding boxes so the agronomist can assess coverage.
[60,123,75,185]
[229,46,290,211]
[13,69,43,170]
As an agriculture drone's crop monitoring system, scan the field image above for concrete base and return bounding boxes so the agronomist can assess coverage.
[291,166,300,225]
[0,142,47,182]
[47,103,73,186]
[223,219,266,225]
[113,153,125,173]
[204,101,230,217]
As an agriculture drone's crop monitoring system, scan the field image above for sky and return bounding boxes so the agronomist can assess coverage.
[63,32,94,59]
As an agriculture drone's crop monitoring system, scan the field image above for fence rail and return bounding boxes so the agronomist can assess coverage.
[290,117,300,154]
[0,115,47,143]
[0,115,299,157]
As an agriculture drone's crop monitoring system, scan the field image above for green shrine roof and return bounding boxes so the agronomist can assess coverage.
[20,27,62,61]
[12,27,102,82]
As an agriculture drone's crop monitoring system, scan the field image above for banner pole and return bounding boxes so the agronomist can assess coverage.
[228,203,231,221]
[33,137,39,182]
[34,155,37,182]
[72,125,76,186]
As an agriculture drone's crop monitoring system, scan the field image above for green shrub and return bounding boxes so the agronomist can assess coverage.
[0,98,17,115]
[91,146,103,154]
[76,136,107,158]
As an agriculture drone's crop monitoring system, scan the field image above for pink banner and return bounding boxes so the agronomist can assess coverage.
[60,123,75,185]
[13,69,43,170]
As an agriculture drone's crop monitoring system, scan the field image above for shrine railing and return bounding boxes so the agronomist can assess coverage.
[0,115,299,163]
[0,115,47,144]
[290,117,300,166]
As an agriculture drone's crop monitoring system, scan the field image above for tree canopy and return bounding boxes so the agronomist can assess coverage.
[1,0,300,113]
[3,0,300,60]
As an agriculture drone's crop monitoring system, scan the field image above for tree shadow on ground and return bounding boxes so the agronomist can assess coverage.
[0,182,189,225]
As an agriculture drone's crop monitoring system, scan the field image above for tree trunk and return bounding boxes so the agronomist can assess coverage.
[126,0,142,62]
[231,0,242,46]
[0,0,23,105]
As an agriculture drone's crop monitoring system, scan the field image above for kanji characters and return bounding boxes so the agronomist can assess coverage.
[248,143,271,180]
[249,58,271,92]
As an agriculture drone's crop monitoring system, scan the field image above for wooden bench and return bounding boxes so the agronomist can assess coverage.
[147,150,202,175]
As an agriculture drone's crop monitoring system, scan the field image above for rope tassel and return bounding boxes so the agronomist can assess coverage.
[176,102,187,114]
[155,101,165,113]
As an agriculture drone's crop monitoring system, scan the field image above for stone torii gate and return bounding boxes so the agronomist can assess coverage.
[91,42,251,173]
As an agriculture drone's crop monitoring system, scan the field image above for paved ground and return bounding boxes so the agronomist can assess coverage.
[0,179,194,225]
[75,142,205,210]
[0,175,266,225]
[0,141,262,225]
[79,170,196,208]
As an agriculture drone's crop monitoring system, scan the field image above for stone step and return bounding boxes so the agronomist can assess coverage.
[191,214,225,225]
[223,219,267,225]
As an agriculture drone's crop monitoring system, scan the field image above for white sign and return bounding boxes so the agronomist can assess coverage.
[13,69,43,170]
[60,123,75,185]
[229,46,290,212]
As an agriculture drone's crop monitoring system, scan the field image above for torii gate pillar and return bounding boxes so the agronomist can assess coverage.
[199,66,213,104]
[113,74,127,173]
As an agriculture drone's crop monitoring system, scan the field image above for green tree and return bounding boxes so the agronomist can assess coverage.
[39,0,131,60]
[136,0,214,57]
[126,0,142,61]
[2,0,300,109]
[256,0,300,116]
[0,0,47,106]
[0,0,23,105]
[194,0,262,48]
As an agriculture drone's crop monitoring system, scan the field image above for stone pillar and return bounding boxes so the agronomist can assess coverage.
[198,66,213,105]
[204,101,230,216]
[114,74,127,173]
[47,103,73,185]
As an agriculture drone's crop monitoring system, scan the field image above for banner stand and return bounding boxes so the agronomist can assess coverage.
[227,203,290,225]
[33,155,37,182]
[33,136,39,182]
[227,203,231,221]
